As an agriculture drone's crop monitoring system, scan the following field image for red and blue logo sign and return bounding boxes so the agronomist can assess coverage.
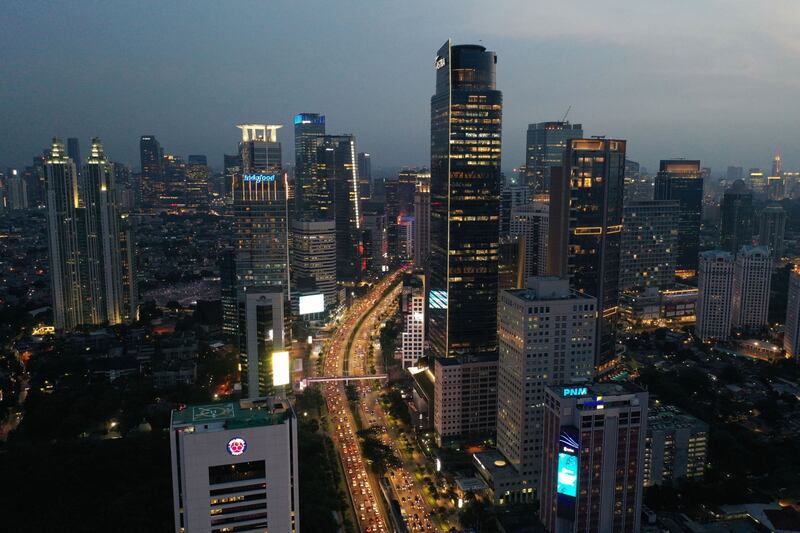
[227,437,247,456]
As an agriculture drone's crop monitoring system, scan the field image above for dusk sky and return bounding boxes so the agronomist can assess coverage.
[3,0,799,175]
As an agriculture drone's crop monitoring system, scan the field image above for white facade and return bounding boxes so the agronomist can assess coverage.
[239,288,284,399]
[510,202,549,281]
[401,286,425,368]
[496,277,596,496]
[784,269,800,358]
[696,250,734,341]
[732,245,772,330]
[170,399,299,533]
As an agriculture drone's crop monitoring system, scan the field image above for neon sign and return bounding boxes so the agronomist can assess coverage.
[243,174,276,183]
[563,387,587,397]
[227,437,247,456]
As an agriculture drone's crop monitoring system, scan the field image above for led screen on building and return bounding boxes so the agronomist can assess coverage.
[272,351,290,386]
[557,453,578,497]
[298,294,325,315]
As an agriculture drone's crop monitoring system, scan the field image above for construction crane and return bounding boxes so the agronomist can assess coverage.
[561,105,572,123]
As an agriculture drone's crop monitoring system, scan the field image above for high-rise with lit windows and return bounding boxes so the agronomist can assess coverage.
[654,160,703,275]
[696,250,734,341]
[525,121,583,193]
[732,245,771,331]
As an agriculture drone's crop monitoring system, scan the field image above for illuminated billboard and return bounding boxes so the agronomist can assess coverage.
[272,351,290,387]
[299,294,325,315]
[429,290,448,309]
[557,453,578,496]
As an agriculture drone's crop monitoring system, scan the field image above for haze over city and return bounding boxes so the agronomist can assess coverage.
[2,0,799,172]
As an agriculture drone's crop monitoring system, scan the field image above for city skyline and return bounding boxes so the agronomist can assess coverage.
[2,1,799,173]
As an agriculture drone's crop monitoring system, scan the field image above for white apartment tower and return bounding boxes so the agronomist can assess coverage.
[170,399,299,533]
[496,277,596,498]
[696,250,734,341]
[732,245,772,330]
[400,277,425,368]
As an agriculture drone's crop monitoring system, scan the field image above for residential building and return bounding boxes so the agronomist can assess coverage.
[732,245,771,330]
[400,275,425,368]
[783,268,800,358]
[758,205,786,262]
[696,250,735,341]
[720,179,754,253]
[619,200,679,291]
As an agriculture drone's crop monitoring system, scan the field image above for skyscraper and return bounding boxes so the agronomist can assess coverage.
[45,139,84,330]
[696,250,735,341]
[510,201,549,283]
[238,287,285,399]
[732,245,771,331]
[759,205,786,263]
[500,184,529,238]
[170,398,299,533]
[185,154,209,209]
[720,179,754,253]
[413,171,431,268]
[290,220,337,315]
[66,138,81,175]
[549,138,626,366]
[540,383,648,533]
[400,274,425,368]
[358,151,372,200]
[495,278,596,500]
[429,40,502,444]
[783,268,800,359]
[525,121,583,193]
[6,170,28,210]
[45,138,131,330]
[619,200,679,291]
[233,124,290,300]
[139,135,163,206]
[293,113,325,217]
[654,160,703,275]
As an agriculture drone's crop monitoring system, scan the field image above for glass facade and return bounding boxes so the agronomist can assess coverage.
[654,160,703,273]
[429,41,502,358]
[525,121,583,193]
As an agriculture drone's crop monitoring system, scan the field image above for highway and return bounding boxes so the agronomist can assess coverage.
[320,268,406,533]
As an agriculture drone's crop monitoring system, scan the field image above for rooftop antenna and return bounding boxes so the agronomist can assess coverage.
[561,105,572,123]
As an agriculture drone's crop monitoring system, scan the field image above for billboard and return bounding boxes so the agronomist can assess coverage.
[557,453,578,497]
[272,351,290,387]
[299,294,325,315]
[557,426,580,519]
[429,290,448,309]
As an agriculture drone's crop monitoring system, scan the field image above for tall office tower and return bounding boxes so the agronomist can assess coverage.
[748,168,767,193]
[429,40,502,360]
[170,399,299,533]
[82,138,125,325]
[112,162,136,211]
[400,274,425,368]
[623,159,654,204]
[223,153,243,197]
[696,250,735,341]
[654,159,703,275]
[732,245,771,330]
[759,205,786,262]
[413,171,431,268]
[161,154,187,207]
[66,138,81,175]
[644,405,708,487]
[783,268,800,359]
[233,124,290,301]
[293,113,325,217]
[541,383,648,533]
[726,166,744,181]
[237,287,285,399]
[525,121,583,193]
[772,154,783,176]
[510,201,549,283]
[549,138,625,366]
[118,212,137,322]
[396,169,418,216]
[7,171,28,209]
[139,135,163,206]
[317,134,362,282]
[361,203,387,273]
[219,248,238,338]
[498,236,522,290]
[385,178,399,259]
[495,278,596,499]
[290,220,337,314]
[720,179,754,253]
[500,184,529,238]
[358,151,372,200]
[185,154,210,209]
[619,200,679,291]
[44,139,86,330]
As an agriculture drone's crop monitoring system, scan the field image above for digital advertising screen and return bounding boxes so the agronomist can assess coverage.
[272,351,290,386]
[298,294,325,315]
[557,453,578,497]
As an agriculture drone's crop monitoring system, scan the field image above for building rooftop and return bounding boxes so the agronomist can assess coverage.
[171,399,291,431]
[648,405,708,432]
[505,277,593,302]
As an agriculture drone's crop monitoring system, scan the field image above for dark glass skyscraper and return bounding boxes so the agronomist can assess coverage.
[429,41,502,360]
[139,135,163,206]
[525,121,583,193]
[720,179,755,253]
[293,113,325,218]
[549,138,626,367]
[654,160,703,274]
